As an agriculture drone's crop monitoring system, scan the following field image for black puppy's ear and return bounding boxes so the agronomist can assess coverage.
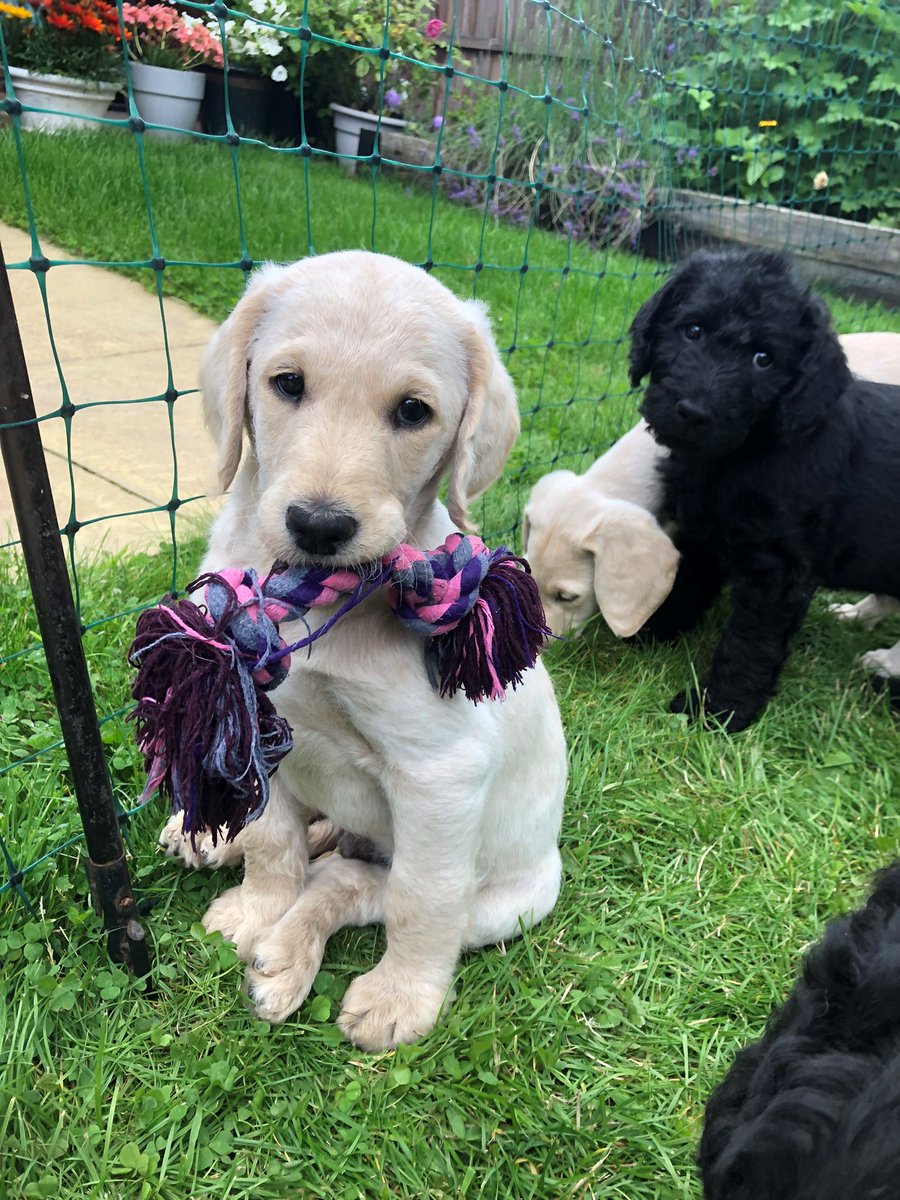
[628,273,682,387]
[779,294,850,437]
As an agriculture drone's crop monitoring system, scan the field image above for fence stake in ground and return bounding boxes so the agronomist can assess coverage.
[0,240,151,976]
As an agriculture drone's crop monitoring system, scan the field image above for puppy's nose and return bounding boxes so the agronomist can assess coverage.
[675,398,711,425]
[285,503,359,557]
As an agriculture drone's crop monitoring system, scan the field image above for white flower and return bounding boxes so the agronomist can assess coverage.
[813,170,829,191]
[271,64,288,82]
[249,0,267,12]
[258,34,281,56]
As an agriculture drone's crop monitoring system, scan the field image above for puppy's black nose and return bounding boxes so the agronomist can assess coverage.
[675,398,711,425]
[286,504,359,557]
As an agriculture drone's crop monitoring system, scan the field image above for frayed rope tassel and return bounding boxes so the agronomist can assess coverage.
[128,535,550,842]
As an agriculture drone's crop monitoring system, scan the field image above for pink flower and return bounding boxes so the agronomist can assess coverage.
[425,17,445,39]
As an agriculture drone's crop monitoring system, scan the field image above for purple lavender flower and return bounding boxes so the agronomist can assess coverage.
[498,134,506,147]
[570,109,581,121]
[431,114,444,130]
[665,41,675,58]
[511,124,522,143]
[625,89,643,109]
[385,88,402,111]
[687,146,698,160]
[708,165,718,177]
[465,124,481,148]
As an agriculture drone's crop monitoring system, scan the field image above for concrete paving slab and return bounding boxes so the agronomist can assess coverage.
[1,222,222,554]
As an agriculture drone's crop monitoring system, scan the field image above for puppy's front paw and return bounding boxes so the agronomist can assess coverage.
[243,928,325,1023]
[860,648,900,679]
[158,814,245,870]
[203,885,288,962]
[158,813,203,868]
[670,687,702,718]
[670,687,759,732]
[337,968,451,1052]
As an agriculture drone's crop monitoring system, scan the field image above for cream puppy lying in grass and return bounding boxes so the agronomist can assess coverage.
[523,419,678,638]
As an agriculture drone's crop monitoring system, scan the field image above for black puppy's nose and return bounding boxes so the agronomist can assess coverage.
[285,503,359,557]
[675,398,711,425]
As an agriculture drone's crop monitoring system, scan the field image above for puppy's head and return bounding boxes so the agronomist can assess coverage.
[523,471,679,638]
[629,249,850,458]
[200,252,519,567]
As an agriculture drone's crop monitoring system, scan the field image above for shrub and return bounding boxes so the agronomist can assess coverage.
[659,0,899,224]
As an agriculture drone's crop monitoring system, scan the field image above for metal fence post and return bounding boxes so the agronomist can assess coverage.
[0,239,151,976]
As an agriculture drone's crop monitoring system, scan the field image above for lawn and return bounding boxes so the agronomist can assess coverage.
[1,129,899,1200]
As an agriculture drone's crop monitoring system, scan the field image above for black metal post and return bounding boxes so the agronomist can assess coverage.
[0,239,151,976]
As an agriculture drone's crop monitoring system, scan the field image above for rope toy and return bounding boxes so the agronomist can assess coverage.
[129,534,549,843]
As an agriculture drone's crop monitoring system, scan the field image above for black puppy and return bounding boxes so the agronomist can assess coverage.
[698,861,900,1200]
[630,248,900,730]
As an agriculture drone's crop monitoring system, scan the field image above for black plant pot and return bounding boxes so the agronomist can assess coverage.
[200,67,304,145]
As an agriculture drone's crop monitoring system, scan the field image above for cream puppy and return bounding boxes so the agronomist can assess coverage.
[159,252,568,1052]
[523,419,678,637]
[828,331,900,681]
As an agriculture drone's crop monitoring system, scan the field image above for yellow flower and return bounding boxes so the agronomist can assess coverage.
[0,1,33,17]
[813,170,829,191]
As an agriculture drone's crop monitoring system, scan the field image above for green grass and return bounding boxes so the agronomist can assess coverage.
[1,130,899,1200]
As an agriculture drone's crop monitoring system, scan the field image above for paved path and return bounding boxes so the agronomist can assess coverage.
[1,221,220,554]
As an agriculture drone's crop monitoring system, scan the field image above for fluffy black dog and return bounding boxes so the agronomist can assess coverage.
[630,248,900,731]
[698,861,900,1200]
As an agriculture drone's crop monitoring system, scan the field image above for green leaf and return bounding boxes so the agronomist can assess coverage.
[118,1142,150,1175]
[308,994,331,1022]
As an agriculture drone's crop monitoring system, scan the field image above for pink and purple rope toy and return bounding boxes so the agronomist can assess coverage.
[129,533,550,843]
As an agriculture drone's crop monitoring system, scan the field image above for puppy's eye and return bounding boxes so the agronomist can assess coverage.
[554,591,578,604]
[682,323,703,341]
[272,372,305,401]
[752,351,773,370]
[394,397,432,429]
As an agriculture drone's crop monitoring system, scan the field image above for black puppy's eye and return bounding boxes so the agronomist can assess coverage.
[683,323,703,341]
[394,397,432,429]
[272,372,305,400]
[752,351,773,370]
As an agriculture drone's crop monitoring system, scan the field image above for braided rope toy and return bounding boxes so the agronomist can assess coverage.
[129,534,549,843]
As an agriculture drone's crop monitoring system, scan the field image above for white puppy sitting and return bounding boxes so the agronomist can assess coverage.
[523,419,678,637]
[158,252,568,1052]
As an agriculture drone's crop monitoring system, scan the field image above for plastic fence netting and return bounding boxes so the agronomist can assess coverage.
[0,0,897,912]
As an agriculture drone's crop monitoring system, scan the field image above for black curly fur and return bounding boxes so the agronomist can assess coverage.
[698,861,900,1200]
[630,248,900,731]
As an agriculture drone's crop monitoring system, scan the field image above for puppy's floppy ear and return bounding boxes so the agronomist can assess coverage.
[584,499,680,637]
[447,300,520,531]
[779,293,849,437]
[628,272,684,387]
[201,262,286,493]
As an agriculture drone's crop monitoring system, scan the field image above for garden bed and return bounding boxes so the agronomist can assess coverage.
[649,189,900,307]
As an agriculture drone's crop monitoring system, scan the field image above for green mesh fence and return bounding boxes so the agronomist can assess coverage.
[0,0,896,918]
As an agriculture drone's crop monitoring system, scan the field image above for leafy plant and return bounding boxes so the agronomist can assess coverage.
[658,0,900,223]
[0,0,124,83]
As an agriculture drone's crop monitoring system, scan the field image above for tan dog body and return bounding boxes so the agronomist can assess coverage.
[160,253,567,1050]
[829,331,900,678]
